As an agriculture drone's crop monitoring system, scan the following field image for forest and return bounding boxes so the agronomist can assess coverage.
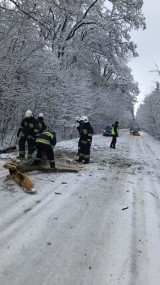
[0,0,146,142]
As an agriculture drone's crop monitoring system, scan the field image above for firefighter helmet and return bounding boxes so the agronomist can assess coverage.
[38,113,44,118]
[80,116,89,123]
[25,110,32,117]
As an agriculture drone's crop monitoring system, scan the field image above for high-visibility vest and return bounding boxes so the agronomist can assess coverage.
[112,125,118,135]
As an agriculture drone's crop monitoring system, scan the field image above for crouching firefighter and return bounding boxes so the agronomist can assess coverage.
[34,130,56,168]
[77,116,94,164]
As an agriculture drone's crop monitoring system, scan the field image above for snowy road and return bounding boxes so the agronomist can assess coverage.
[0,130,160,285]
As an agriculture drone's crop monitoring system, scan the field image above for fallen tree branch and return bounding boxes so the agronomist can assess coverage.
[17,165,79,173]
[0,146,16,154]
[3,162,35,194]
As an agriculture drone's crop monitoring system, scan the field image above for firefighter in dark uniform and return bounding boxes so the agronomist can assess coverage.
[34,130,56,168]
[76,116,83,156]
[77,116,94,164]
[37,113,47,134]
[17,110,39,159]
[110,121,119,149]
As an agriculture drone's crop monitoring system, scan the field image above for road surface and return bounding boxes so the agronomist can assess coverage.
[0,130,160,285]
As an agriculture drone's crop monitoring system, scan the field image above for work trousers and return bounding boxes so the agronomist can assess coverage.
[79,142,91,163]
[35,142,55,167]
[19,136,35,159]
[110,135,117,149]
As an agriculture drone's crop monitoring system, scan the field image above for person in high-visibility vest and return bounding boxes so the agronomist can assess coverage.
[110,121,119,149]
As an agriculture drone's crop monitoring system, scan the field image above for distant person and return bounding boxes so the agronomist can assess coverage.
[110,121,119,149]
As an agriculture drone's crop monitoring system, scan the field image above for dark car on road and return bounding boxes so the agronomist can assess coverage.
[103,125,112,136]
[130,127,141,136]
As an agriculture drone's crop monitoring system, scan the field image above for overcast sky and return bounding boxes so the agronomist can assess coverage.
[129,0,160,110]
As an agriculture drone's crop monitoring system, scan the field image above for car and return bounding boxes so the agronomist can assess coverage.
[130,128,141,136]
[103,125,112,136]
[130,127,133,133]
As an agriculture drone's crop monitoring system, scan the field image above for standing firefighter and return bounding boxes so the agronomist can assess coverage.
[76,116,83,156]
[34,130,56,168]
[17,110,39,159]
[110,121,119,149]
[37,113,47,134]
[77,116,94,164]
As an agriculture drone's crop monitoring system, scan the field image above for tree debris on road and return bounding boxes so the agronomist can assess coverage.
[3,162,35,194]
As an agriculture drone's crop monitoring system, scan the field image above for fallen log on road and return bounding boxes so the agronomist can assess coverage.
[3,161,81,194]
[3,160,81,194]
[17,164,80,173]
[3,162,35,194]
[14,159,81,173]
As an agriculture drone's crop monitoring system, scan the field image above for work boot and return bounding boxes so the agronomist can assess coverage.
[30,160,40,166]
[75,158,83,162]
[17,155,25,159]
[50,162,56,169]
[83,159,89,164]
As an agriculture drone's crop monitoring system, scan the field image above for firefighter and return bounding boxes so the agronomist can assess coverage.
[77,116,94,164]
[17,110,39,159]
[76,116,83,156]
[110,121,119,149]
[33,130,56,168]
[37,113,47,134]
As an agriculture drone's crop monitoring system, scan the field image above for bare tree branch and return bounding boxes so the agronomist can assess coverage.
[9,0,51,33]
[66,21,96,41]
[83,0,99,19]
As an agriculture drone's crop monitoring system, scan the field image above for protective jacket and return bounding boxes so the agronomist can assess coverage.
[37,118,47,134]
[35,131,56,168]
[36,131,56,147]
[80,122,94,145]
[78,122,94,163]
[17,117,39,159]
[17,117,39,139]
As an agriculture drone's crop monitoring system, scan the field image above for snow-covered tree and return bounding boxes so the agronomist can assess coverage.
[136,82,160,139]
[0,0,145,141]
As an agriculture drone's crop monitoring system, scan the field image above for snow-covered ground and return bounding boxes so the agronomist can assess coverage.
[0,130,160,285]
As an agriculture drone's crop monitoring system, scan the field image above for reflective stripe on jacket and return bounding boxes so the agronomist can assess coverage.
[17,117,39,138]
[36,131,56,146]
[80,122,94,144]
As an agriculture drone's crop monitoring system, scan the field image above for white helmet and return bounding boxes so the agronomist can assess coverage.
[38,113,44,118]
[80,115,89,123]
[76,116,81,122]
[25,110,32,117]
